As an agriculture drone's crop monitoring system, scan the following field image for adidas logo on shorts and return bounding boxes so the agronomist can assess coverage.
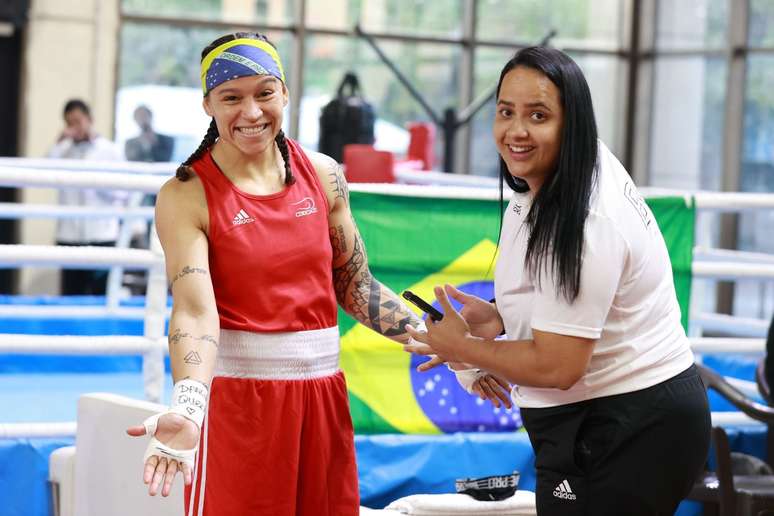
[553,479,577,501]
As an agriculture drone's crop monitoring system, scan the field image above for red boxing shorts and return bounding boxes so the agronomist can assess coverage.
[185,327,359,516]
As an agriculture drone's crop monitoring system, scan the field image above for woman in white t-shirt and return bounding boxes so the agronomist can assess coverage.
[406,46,710,515]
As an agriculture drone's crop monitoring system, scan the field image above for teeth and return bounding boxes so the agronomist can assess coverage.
[238,125,266,136]
[509,145,533,153]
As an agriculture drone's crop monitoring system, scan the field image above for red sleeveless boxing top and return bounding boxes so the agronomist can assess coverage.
[191,139,337,332]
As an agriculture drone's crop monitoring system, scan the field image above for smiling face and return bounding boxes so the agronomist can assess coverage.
[493,66,564,192]
[203,74,288,157]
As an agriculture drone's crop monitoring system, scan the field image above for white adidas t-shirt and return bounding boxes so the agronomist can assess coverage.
[495,141,694,408]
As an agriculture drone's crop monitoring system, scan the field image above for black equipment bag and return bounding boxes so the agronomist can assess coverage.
[318,72,375,163]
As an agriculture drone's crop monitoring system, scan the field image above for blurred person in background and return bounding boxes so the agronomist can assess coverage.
[125,105,174,163]
[124,104,174,284]
[47,98,127,295]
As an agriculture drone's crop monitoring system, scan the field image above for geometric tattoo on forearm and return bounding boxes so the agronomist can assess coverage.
[332,235,417,337]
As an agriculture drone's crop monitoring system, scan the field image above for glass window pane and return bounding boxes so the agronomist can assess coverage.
[307,0,464,37]
[655,0,728,50]
[116,23,293,163]
[469,47,514,177]
[298,34,460,160]
[476,0,624,49]
[121,0,296,25]
[565,53,625,156]
[750,0,774,46]
[737,54,774,317]
[470,49,624,176]
[648,57,727,190]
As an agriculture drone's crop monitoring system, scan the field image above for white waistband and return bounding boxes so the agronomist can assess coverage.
[213,326,340,380]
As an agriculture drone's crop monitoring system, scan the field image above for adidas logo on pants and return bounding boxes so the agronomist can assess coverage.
[552,479,577,501]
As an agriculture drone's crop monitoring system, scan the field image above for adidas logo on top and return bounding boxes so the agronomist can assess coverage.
[232,209,255,226]
[553,479,576,501]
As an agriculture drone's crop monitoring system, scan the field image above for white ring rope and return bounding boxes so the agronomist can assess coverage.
[694,312,772,338]
[0,166,165,193]
[393,169,499,189]
[0,244,162,268]
[0,157,175,175]
[1,162,774,211]
[0,202,155,220]
[693,262,774,280]
[691,337,766,354]
[694,246,774,265]
[0,422,77,439]
[0,334,166,354]
[0,305,158,320]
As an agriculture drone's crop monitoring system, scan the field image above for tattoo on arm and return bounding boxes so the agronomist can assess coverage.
[169,328,218,348]
[169,265,208,290]
[332,236,418,339]
[327,160,349,204]
[183,350,203,365]
[329,224,348,261]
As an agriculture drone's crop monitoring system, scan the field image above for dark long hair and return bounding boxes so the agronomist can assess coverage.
[176,32,294,185]
[496,46,598,303]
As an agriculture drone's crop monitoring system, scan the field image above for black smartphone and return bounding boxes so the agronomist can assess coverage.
[402,290,444,322]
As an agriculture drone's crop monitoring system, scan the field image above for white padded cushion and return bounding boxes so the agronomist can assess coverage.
[73,393,184,516]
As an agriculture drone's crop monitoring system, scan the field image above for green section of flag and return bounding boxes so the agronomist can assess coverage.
[348,390,399,434]
[341,191,695,433]
[646,196,696,330]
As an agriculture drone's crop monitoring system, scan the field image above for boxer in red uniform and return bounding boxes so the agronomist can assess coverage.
[126,32,511,516]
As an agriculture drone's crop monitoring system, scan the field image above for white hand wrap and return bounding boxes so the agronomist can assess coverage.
[448,364,487,394]
[141,413,198,469]
[170,379,208,429]
[140,379,208,469]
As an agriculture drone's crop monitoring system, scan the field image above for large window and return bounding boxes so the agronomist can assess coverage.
[736,54,774,319]
[306,0,464,37]
[122,0,296,25]
[648,57,727,191]
[655,0,728,50]
[114,0,774,321]
[299,35,458,155]
[118,0,633,175]
[476,0,624,49]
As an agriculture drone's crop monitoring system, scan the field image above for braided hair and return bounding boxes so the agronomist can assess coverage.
[176,32,295,185]
[176,119,218,181]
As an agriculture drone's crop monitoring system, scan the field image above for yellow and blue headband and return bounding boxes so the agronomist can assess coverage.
[200,38,285,95]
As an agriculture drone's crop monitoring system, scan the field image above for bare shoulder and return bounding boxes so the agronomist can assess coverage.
[303,148,348,208]
[156,173,208,230]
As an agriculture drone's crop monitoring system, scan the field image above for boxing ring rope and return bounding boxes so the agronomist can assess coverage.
[0,161,773,438]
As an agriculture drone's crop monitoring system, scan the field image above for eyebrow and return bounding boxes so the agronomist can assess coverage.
[497,99,553,111]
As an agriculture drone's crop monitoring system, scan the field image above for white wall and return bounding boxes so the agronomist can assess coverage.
[17,0,120,294]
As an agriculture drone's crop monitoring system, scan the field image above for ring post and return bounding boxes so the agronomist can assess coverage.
[143,224,167,403]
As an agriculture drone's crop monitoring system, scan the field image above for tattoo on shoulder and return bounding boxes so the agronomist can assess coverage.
[169,265,208,289]
[327,159,349,203]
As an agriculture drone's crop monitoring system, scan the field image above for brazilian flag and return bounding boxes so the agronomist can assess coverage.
[342,189,695,435]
